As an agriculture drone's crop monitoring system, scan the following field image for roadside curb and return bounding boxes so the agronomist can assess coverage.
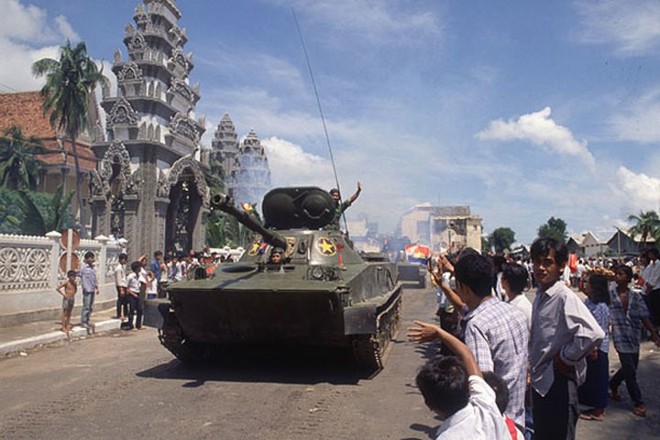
[0,319,121,356]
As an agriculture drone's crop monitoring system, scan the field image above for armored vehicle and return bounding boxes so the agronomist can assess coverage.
[157,187,403,373]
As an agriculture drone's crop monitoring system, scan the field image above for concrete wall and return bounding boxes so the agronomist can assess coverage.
[0,231,122,327]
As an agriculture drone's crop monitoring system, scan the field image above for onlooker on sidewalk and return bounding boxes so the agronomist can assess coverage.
[114,253,128,321]
[126,261,146,330]
[501,263,532,332]
[408,320,511,439]
[608,264,660,418]
[578,272,610,421]
[55,270,77,333]
[528,237,604,440]
[80,251,99,333]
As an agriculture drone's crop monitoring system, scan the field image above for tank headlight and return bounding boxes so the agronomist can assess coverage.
[311,266,325,280]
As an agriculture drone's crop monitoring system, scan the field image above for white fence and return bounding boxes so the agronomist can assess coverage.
[0,231,122,326]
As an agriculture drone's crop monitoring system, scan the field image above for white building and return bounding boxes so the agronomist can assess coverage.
[399,204,482,253]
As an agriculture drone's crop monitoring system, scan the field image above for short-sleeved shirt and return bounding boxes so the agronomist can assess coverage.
[126,272,143,294]
[609,286,650,353]
[434,375,511,440]
[584,298,609,353]
[461,297,528,427]
[114,263,126,288]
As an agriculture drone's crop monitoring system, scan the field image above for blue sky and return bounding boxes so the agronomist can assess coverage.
[1,0,659,244]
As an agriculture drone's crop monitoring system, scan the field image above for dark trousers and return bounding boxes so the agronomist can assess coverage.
[649,289,660,326]
[532,374,578,440]
[609,351,642,405]
[116,287,128,318]
[127,294,143,329]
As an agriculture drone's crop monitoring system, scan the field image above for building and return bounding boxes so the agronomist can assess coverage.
[580,231,609,258]
[0,91,100,227]
[607,229,656,257]
[399,203,482,253]
[91,0,208,257]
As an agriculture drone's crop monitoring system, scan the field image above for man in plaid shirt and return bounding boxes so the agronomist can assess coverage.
[412,251,529,430]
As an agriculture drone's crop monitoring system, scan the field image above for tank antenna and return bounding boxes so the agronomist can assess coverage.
[292,9,348,231]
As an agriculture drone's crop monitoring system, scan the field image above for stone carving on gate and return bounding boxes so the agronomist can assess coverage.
[117,61,143,82]
[168,155,210,206]
[169,112,200,143]
[107,97,139,127]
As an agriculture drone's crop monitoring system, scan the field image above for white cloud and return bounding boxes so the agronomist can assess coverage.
[261,136,335,189]
[475,107,595,167]
[270,0,441,45]
[615,166,660,211]
[0,1,80,92]
[574,0,660,55]
[609,88,660,142]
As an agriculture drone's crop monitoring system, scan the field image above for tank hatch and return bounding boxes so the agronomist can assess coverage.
[262,187,335,230]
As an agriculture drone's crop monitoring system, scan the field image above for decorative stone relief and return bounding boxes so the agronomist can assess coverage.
[107,97,138,127]
[117,62,143,82]
[168,78,193,102]
[168,155,210,205]
[0,246,50,289]
[169,113,200,143]
[156,169,170,198]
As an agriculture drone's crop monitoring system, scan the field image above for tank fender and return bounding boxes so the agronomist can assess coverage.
[343,305,377,335]
[143,298,171,329]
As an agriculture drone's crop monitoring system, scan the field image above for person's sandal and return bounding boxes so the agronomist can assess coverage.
[579,411,594,421]
[608,385,622,401]
[633,405,646,417]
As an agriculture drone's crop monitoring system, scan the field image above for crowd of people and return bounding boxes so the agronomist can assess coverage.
[408,237,660,440]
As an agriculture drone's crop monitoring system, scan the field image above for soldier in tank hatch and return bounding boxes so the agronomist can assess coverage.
[327,181,362,230]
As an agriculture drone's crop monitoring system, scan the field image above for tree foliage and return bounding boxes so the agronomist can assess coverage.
[0,125,45,190]
[538,217,568,242]
[490,227,516,253]
[0,186,74,235]
[627,210,660,247]
[32,41,108,234]
[17,185,75,236]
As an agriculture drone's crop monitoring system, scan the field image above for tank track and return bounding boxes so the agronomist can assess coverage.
[158,309,208,363]
[351,293,402,374]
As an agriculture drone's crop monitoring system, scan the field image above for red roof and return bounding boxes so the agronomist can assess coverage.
[0,91,97,172]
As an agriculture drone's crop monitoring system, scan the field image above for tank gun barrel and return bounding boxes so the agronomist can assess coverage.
[210,193,288,250]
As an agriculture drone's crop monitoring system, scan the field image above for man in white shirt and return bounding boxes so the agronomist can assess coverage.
[529,237,605,440]
[114,253,128,321]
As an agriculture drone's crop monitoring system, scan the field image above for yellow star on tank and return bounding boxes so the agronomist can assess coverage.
[317,237,336,256]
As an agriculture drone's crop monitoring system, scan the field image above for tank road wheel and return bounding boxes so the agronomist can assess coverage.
[352,335,383,374]
[352,293,402,376]
[158,309,207,364]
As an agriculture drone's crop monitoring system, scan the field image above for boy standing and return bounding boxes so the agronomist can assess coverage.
[409,321,511,439]
[126,261,146,330]
[55,270,77,332]
[114,253,128,320]
[609,265,660,417]
[80,251,99,332]
[529,237,605,440]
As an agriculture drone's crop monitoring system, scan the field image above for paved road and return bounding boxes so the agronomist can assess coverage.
[0,286,659,439]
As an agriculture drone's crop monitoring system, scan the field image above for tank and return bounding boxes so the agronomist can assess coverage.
[156,187,403,374]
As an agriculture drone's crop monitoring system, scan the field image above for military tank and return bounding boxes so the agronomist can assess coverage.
[156,187,403,373]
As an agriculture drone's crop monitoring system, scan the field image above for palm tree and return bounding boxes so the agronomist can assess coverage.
[18,185,75,236]
[32,41,107,235]
[627,210,660,248]
[0,125,45,190]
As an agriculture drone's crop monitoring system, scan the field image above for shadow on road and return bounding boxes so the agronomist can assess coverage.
[136,344,366,386]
